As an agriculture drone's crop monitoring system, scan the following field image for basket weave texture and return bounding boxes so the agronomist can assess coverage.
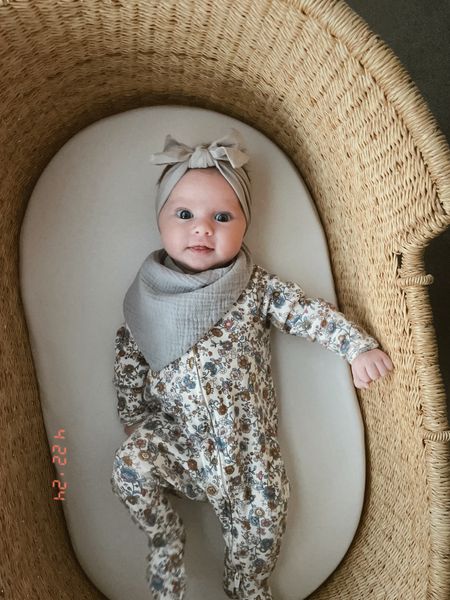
[0,1,449,598]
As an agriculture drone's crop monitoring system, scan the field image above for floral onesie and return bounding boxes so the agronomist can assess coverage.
[110,264,378,600]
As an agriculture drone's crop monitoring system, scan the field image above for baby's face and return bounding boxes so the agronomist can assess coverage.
[158,168,247,273]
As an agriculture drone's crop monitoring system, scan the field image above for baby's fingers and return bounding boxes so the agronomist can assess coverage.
[371,354,394,380]
[354,375,369,389]
[381,354,394,371]
[372,359,390,378]
[365,363,382,381]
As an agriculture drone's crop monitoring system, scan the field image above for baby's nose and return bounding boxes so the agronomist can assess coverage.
[194,219,213,235]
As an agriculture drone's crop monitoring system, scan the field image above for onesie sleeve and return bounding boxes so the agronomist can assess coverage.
[113,322,151,425]
[260,272,379,363]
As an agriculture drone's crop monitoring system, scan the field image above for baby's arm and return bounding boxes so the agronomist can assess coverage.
[113,322,151,432]
[262,272,393,387]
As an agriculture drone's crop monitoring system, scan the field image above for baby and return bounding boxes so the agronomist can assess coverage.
[110,128,393,600]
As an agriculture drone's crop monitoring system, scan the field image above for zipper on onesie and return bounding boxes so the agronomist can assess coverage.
[191,345,235,549]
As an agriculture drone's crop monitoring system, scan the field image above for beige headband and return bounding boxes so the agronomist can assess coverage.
[149,128,252,225]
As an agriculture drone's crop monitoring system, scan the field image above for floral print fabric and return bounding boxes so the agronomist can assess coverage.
[110,265,378,599]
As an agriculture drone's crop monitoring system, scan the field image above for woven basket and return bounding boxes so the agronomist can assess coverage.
[1,1,449,598]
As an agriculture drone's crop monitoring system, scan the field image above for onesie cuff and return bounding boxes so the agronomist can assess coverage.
[346,339,379,364]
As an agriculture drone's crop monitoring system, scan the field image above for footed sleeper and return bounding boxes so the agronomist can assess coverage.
[110,265,378,599]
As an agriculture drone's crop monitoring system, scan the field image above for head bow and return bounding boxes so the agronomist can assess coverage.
[149,128,252,226]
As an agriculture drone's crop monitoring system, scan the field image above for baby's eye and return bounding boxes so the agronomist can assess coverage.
[176,209,193,220]
[215,212,232,222]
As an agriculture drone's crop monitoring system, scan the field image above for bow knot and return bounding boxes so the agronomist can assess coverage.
[149,128,250,170]
[189,145,216,169]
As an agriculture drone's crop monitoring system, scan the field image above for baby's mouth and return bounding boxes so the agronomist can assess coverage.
[188,245,214,252]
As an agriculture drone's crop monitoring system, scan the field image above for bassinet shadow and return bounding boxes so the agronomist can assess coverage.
[1,0,449,598]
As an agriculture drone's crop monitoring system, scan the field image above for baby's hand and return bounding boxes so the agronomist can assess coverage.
[124,421,143,436]
[351,349,393,389]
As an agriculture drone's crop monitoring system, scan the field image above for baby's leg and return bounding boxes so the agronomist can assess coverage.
[211,473,290,600]
[110,423,206,600]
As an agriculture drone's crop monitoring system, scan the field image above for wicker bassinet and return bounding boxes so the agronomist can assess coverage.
[1,0,449,598]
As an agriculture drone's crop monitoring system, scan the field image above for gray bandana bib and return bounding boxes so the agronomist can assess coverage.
[123,246,254,372]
